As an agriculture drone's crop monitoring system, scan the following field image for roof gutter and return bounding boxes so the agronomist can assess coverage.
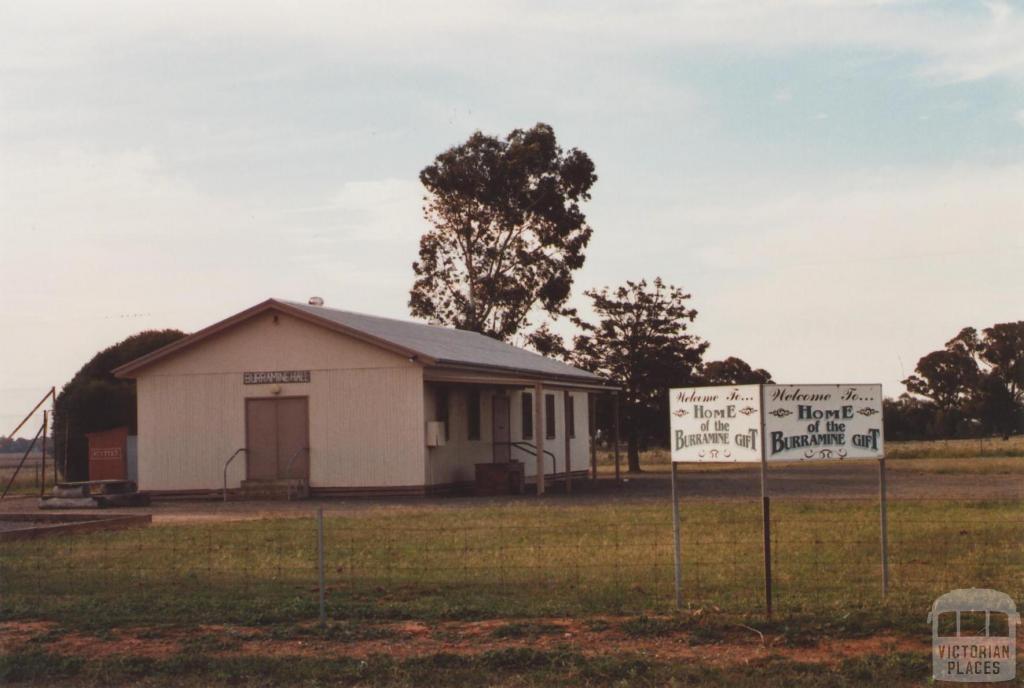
[427,360,618,390]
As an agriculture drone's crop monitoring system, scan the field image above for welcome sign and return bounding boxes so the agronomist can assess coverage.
[671,384,884,462]
[669,385,762,462]
[764,384,883,461]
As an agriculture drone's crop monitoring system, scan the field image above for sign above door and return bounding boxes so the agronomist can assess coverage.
[243,370,311,385]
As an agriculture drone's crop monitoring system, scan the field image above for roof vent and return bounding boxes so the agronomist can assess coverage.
[308,296,324,306]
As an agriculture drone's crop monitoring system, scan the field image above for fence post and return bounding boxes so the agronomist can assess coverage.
[612,393,621,485]
[878,457,889,597]
[671,461,682,609]
[563,390,572,494]
[760,456,772,620]
[534,382,545,496]
[588,393,597,480]
[317,507,326,626]
[62,418,70,482]
[39,410,48,497]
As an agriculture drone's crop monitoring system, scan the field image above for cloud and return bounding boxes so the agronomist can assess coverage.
[690,165,1024,267]
[284,179,424,244]
[0,145,264,342]
[2,0,1022,421]
[0,146,424,409]
[667,164,1024,394]
[4,1,1024,83]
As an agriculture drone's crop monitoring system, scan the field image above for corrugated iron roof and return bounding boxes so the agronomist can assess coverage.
[277,299,602,383]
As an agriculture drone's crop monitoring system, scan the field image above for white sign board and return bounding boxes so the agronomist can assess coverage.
[763,384,884,461]
[670,385,763,462]
[670,383,885,462]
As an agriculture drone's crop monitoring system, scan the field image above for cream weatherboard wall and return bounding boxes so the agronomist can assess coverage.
[423,384,496,486]
[134,311,425,491]
[507,389,591,479]
[423,384,590,485]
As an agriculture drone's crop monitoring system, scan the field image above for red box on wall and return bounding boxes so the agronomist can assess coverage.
[87,427,129,481]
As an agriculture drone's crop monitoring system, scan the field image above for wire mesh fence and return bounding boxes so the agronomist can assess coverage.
[2,504,1022,625]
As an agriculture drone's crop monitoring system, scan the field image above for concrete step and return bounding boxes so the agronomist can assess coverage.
[239,479,309,500]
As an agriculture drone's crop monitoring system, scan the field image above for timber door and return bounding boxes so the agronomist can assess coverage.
[245,397,310,480]
[246,399,278,480]
[492,394,511,462]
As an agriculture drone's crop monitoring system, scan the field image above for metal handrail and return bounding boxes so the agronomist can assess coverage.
[283,446,309,500]
[494,441,557,477]
[222,448,247,502]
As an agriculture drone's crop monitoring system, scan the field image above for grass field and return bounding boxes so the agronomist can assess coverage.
[2,442,1022,686]
[0,454,55,496]
[598,455,1024,478]
[886,435,1024,458]
[4,499,1022,685]
[3,499,1021,628]
[597,436,1024,474]
[0,646,935,687]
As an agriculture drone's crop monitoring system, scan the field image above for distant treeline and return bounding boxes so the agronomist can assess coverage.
[884,322,1023,441]
[0,436,54,454]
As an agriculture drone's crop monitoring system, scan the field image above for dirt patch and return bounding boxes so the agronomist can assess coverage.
[0,617,944,667]
[1,620,58,643]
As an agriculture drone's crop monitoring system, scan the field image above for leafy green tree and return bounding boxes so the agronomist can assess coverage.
[0,436,47,453]
[883,393,938,441]
[903,322,1023,437]
[903,345,979,412]
[53,329,186,480]
[972,374,1019,438]
[571,278,708,472]
[978,322,1023,405]
[902,345,978,436]
[523,322,570,360]
[699,357,773,385]
[410,123,597,341]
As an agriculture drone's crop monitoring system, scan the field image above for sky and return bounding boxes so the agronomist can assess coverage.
[1,0,1023,433]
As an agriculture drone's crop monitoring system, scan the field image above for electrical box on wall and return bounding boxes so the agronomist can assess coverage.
[425,421,447,447]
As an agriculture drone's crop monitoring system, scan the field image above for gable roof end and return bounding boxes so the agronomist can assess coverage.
[113,299,604,384]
